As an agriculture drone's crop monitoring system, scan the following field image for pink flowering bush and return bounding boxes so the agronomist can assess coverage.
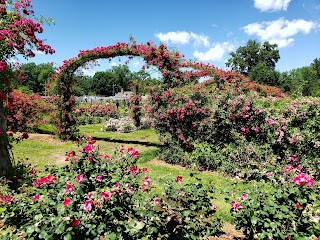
[231,165,320,239]
[160,89,320,181]
[74,103,117,125]
[5,90,54,132]
[0,136,222,239]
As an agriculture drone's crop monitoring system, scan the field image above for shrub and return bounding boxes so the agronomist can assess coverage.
[74,103,118,126]
[104,116,136,132]
[189,141,220,170]
[0,136,223,239]
[5,90,54,132]
[231,165,320,239]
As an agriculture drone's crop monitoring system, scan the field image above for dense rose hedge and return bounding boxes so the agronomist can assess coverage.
[5,90,54,133]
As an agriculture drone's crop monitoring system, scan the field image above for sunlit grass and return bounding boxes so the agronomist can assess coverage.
[11,139,75,169]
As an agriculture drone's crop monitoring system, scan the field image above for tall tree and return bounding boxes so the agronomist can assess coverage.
[226,40,280,86]
[0,0,54,177]
[18,62,55,94]
[91,71,119,96]
[111,64,131,91]
[311,58,320,80]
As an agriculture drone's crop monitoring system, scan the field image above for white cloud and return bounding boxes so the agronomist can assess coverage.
[82,69,96,77]
[253,0,291,11]
[155,31,210,47]
[242,18,318,48]
[270,38,294,48]
[111,62,118,67]
[193,42,235,62]
[133,61,140,67]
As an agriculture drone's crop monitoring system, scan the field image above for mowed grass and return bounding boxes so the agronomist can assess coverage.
[10,126,252,224]
[11,137,75,169]
[11,134,153,170]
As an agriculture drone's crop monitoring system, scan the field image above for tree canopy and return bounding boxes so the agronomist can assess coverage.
[19,62,55,94]
[91,64,159,96]
[226,40,280,86]
[279,58,320,97]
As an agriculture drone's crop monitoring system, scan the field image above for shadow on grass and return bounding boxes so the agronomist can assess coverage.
[93,136,163,147]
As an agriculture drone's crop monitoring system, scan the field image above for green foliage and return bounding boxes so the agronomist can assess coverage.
[159,138,191,167]
[231,168,320,239]
[19,62,55,95]
[279,59,320,97]
[249,62,280,86]
[91,71,119,96]
[91,65,133,96]
[75,76,93,96]
[189,141,220,170]
[226,40,280,86]
[143,173,223,239]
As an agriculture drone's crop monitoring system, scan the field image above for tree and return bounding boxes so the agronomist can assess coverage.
[311,58,320,80]
[90,65,135,96]
[18,62,55,94]
[226,40,280,86]
[279,64,320,97]
[0,0,54,177]
[249,62,280,86]
[74,75,93,96]
[131,70,152,82]
[111,64,132,91]
[91,71,119,96]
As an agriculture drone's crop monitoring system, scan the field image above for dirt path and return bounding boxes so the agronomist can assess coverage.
[27,133,67,146]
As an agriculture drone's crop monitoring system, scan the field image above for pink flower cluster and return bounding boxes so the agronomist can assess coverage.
[0,61,7,72]
[0,195,14,204]
[231,200,242,210]
[283,165,314,187]
[127,147,139,158]
[293,173,314,187]
[35,174,56,187]
[1,0,55,59]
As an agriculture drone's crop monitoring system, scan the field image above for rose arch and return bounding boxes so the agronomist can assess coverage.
[51,40,193,140]
[52,39,284,140]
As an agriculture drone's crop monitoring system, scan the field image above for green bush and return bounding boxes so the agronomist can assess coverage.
[231,166,320,239]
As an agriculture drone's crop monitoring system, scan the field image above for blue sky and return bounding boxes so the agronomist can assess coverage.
[21,0,320,76]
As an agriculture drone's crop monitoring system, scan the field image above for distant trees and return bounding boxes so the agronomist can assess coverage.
[91,65,160,96]
[17,62,161,97]
[226,40,280,86]
[19,62,55,94]
[279,58,320,97]
[91,65,132,96]
[92,71,118,96]
[226,40,320,97]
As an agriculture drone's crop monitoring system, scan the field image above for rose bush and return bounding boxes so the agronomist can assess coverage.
[231,165,320,239]
[5,90,54,133]
[0,136,223,239]
[74,103,117,125]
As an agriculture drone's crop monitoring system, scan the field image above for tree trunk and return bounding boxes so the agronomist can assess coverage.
[0,98,11,177]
